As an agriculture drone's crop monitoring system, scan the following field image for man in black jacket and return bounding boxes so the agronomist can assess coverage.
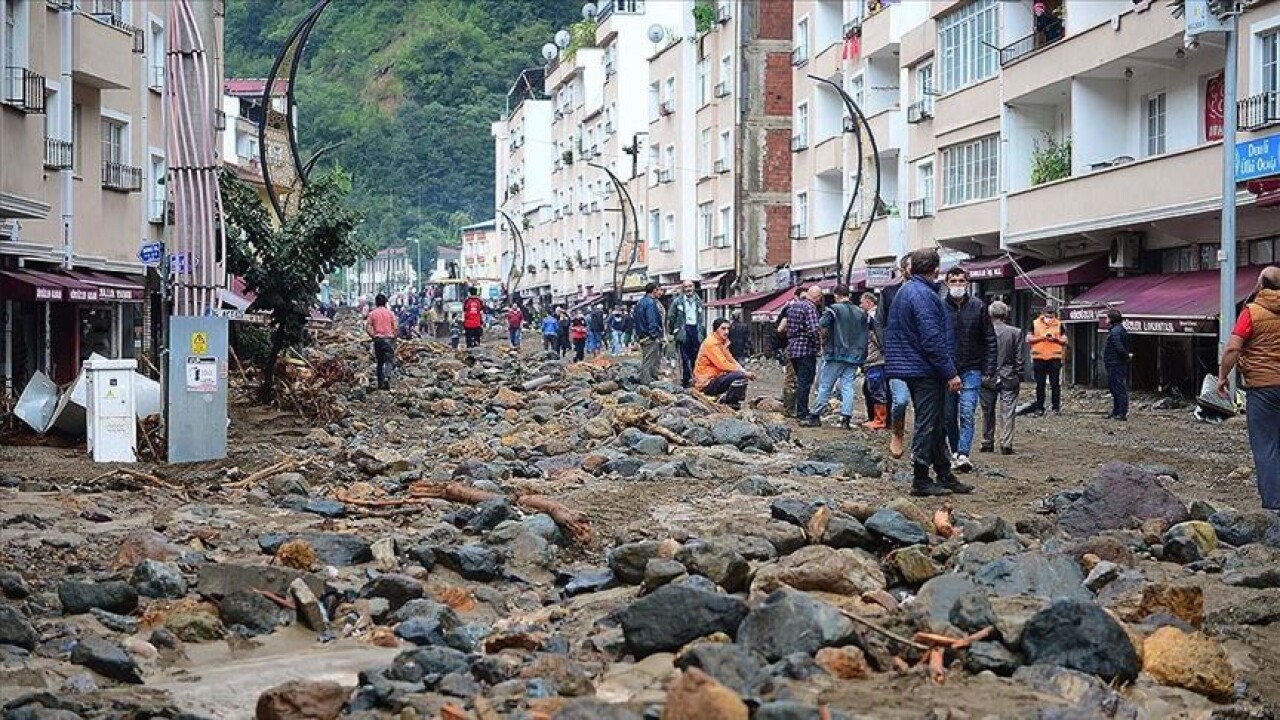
[1104,309,1131,420]
[943,268,997,472]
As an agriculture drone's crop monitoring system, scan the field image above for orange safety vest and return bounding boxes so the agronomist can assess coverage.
[1030,316,1066,362]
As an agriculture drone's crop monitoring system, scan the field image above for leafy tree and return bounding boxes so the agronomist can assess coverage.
[219,167,370,401]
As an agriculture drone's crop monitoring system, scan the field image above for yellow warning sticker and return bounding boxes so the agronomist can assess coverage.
[191,331,208,355]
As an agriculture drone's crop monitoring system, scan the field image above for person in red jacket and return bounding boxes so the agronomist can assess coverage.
[462,288,485,348]
[569,312,589,362]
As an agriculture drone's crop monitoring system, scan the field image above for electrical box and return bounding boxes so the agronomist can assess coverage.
[84,357,137,463]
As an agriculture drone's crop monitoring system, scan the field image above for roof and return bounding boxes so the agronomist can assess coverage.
[460,219,497,232]
[1065,266,1265,323]
[1014,254,1108,290]
[224,78,289,98]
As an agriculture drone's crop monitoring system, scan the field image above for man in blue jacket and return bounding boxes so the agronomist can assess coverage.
[633,282,664,384]
[885,248,972,497]
[1103,309,1131,421]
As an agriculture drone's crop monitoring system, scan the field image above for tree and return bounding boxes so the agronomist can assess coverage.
[219,167,370,401]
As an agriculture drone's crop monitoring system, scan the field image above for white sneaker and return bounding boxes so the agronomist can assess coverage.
[954,454,973,472]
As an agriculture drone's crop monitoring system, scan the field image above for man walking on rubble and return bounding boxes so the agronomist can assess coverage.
[633,282,664,384]
[786,286,824,426]
[365,293,398,392]
[506,303,524,350]
[667,281,706,388]
[980,301,1024,455]
[879,254,913,458]
[462,288,485,348]
[1217,266,1280,510]
[809,285,869,429]
[885,248,972,497]
[943,267,996,473]
[860,292,888,429]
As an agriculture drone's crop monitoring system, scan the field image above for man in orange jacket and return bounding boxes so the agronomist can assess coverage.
[1024,304,1068,415]
[694,318,756,409]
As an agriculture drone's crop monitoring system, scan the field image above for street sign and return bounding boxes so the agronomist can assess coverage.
[138,242,164,266]
[866,266,897,288]
[1184,0,1230,36]
[1235,132,1280,182]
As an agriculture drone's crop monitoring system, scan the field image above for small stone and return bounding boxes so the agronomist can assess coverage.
[255,679,348,720]
[751,545,885,597]
[620,585,748,658]
[70,635,143,684]
[814,646,870,680]
[675,541,750,593]
[370,537,397,572]
[363,573,424,614]
[0,603,38,649]
[1082,560,1122,592]
[736,588,855,662]
[889,546,941,585]
[165,611,226,642]
[642,558,687,594]
[674,643,767,697]
[865,508,927,546]
[973,551,1091,602]
[563,567,617,596]
[1142,626,1235,701]
[820,513,874,550]
[90,607,140,634]
[769,498,818,527]
[616,427,669,455]
[58,580,138,616]
[290,578,328,631]
[963,641,1021,676]
[220,590,290,635]
[258,532,371,566]
[265,472,310,497]
[1020,599,1139,683]
[733,477,779,497]
[608,541,666,585]
[662,667,749,720]
[1057,463,1189,536]
[437,545,504,581]
[0,571,30,599]
[131,559,187,599]
[1161,521,1217,564]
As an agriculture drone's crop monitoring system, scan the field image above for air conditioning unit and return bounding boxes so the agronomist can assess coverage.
[1109,232,1142,270]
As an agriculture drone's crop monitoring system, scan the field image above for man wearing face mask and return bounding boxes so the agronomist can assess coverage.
[942,268,996,472]
[667,281,706,388]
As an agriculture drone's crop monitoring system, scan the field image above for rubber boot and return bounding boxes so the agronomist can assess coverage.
[889,417,906,459]
[782,389,796,418]
[862,404,888,430]
[911,464,952,497]
[839,415,852,430]
[721,380,747,410]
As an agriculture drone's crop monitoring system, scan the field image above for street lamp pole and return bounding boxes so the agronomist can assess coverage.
[413,237,422,291]
[588,162,640,304]
[1219,12,1239,365]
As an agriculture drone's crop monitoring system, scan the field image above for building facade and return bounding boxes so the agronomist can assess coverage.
[460,219,500,297]
[1,0,222,394]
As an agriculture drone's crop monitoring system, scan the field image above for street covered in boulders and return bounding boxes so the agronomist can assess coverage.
[0,318,1278,720]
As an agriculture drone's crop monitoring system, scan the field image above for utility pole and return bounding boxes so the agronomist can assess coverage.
[1218,11,1239,363]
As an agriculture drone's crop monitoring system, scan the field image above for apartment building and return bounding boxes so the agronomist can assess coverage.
[459,218,500,295]
[221,78,295,215]
[351,246,414,301]
[786,0,1280,394]
[492,0,795,317]
[1,0,219,394]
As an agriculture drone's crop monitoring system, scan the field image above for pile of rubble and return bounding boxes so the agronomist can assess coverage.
[0,335,1276,719]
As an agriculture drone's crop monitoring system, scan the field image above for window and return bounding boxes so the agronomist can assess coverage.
[794,18,809,64]
[795,102,809,146]
[917,63,934,110]
[941,135,999,206]
[718,206,732,247]
[663,213,675,250]
[1263,31,1280,94]
[699,127,712,175]
[664,76,676,104]
[148,20,164,91]
[149,153,166,222]
[72,103,82,172]
[1250,238,1276,265]
[664,144,675,171]
[1146,92,1167,157]
[718,129,731,165]
[698,202,713,248]
[648,143,660,169]
[719,54,732,94]
[849,74,864,111]
[101,118,125,165]
[697,57,710,106]
[919,161,934,208]
[795,192,809,236]
[648,210,661,248]
[648,81,660,120]
[937,0,998,94]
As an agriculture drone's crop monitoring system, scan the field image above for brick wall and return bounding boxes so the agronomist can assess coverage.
[757,0,794,41]
[763,52,793,116]
[764,204,792,266]
[762,128,792,193]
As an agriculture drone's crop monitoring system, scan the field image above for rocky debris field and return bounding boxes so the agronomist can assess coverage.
[0,327,1277,719]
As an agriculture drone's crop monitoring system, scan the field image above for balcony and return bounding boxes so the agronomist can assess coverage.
[906,100,933,124]
[812,136,842,175]
[1239,91,1280,132]
[907,197,934,219]
[1006,143,1221,244]
[2,67,46,113]
[716,4,731,23]
[791,135,809,152]
[656,168,674,184]
[712,233,728,248]
[43,137,73,169]
[714,81,730,98]
[102,161,143,192]
[791,45,809,66]
[149,196,167,224]
[73,9,134,89]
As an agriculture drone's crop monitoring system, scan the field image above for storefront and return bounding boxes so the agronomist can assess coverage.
[960,255,1042,328]
[1013,254,1109,385]
[1061,265,1265,395]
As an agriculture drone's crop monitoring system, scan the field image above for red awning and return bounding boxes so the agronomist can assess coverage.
[707,288,789,308]
[751,287,798,321]
[1014,254,1108,290]
[1062,266,1268,335]
[23,269,99,301]
[0,269,67,301]
[62,270,145,302]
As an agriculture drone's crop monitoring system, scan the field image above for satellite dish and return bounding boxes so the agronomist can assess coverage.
[582,2,597,20]
[542,43,558,61]
[647,24,665,43]
[555,29,571,49]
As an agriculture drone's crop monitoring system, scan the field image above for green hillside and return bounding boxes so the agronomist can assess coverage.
[224,0,580,264]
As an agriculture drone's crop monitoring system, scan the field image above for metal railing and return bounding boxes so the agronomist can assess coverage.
[3,67,47,113]
[714,158,729,173]
[714,81,730,98]
[713,234,729,248]
[843,18,863,38]
[907,197,934,219]
[149,64,164,92]
[791,45,809,66]
[1239,91,1280,131]
[907,100,933,124]
[1000,28,1064,67]
[659,100,674,116]
[149,196,167,224]
[791,135,809,151]
[43,137,73,169]
[101,161,143,192]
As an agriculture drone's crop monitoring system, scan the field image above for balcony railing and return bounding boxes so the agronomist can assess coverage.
[716,4,731,23]
[714,158,729,173]
[656,168,674,184]
[843,18,863,38]
[1000,25,1065,67]
[3,67,47,114]
[791,135,809,152]
[714,81,730,98]
[713,233,729,248]
[906,100,933,124]
[149,64,164,92]
[43,137,73,169]
[791,45,809,66]
[102,161,143,192]
[1239,91,1280,131]
[907,197,934,219]
[790,223,807,238]
[149,196,167,224]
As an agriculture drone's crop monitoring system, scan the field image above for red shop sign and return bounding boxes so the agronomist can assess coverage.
[1206,73,1224,142]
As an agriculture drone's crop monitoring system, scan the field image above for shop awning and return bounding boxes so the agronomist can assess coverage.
[62,270,145,301]
[1014,254,1108,290]
[1062,265,1267,336]
[0,269,68,301]
[701,272,728,286]
[568,293,602,312]
[707,288,788,308]
[12,269,100,302]
[959,255,1040,281]
[751,287,798,322]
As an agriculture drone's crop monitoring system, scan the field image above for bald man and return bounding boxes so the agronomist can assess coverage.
[1218,266,1280,509]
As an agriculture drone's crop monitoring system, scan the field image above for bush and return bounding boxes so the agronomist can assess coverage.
[1031,134,1071,186]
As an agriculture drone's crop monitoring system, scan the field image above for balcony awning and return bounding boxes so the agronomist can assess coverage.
[707,288,789,308]
[1014,254,1108,290]
[1061,266,1266,336]
[62,270,144,301]
[751,287,798,322]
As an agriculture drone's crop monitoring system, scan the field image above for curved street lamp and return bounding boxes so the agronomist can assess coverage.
[496,209,527,299]
[808,74,881,287]
[587,162,640,305]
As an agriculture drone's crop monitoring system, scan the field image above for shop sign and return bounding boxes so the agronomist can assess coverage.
[1206,73,1224,142]
[966,265,1009,280]
[1065,306,1105,322]
[1096,317,1216,336]
[68,287,98,302]
[865,266,897,287]
[35,286,61,301]
[1236,133,1280,182]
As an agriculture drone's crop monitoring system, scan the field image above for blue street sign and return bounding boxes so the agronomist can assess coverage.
[1236,133,1280,183]
[138,241,164,266]
[169,252,190,274]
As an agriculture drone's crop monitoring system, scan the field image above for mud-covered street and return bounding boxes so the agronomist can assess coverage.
[1,322,1277,719]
